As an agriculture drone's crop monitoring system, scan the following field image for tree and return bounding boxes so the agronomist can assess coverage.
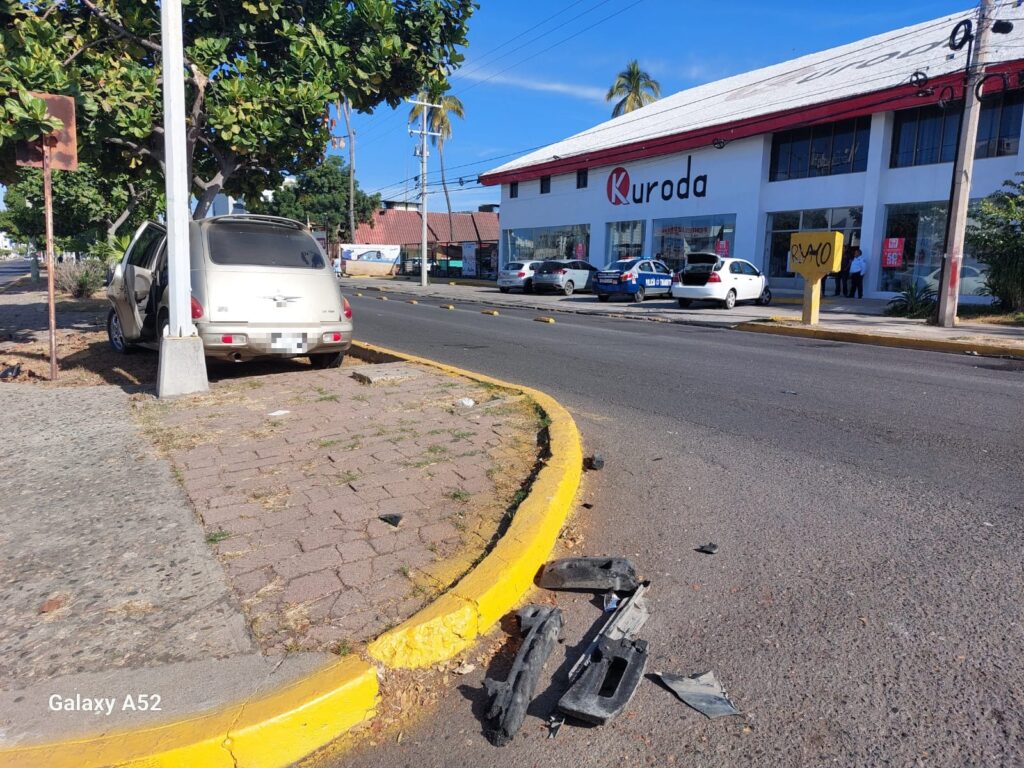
[249,155,379,257]
[606,60,660,118]
[1,1,476,218]
[966,176,1024,311]
[408,84,464,243]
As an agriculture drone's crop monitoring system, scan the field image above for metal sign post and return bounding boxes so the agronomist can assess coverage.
[42,139,57,380]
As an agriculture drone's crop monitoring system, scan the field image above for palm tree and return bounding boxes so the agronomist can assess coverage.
[409,85,465,244]
[606,60,661,118]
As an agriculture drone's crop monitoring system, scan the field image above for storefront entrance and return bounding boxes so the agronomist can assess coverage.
[764,207,862,290]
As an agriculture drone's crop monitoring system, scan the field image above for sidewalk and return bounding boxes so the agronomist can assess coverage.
[0,285,547,760]
[346,276,1024,356]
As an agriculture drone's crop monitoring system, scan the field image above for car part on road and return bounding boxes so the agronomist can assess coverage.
[655,670,741,719]
[457,397,476,408]
[603,590,620,612]
[695,542,719,555]
[584,453,605,470]
[556,636,649,725]
[483,605,563,746]
[0,363,21,381]
[537,557,639,592]
[379,514,403,527]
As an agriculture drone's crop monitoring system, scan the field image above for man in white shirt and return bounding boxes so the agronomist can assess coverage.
[849,248,868,299]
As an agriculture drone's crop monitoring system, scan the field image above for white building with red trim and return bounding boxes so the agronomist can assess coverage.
[479,4,1024,299]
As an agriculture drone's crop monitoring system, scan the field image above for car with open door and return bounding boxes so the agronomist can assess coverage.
[106,215,353,368]
[670,253,771,309]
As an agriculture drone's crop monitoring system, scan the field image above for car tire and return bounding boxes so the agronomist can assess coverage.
[563,281,575,296]
[310,352,345,369]
[632,286,646,303]
[677,298,691,308]
[597,294,610,303]
[758,287,772,306]
[722,289,737,310]
[107,307,133,354]
[499,287,510,294]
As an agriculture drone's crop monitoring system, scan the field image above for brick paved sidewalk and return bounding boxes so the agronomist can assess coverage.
[136,358,541,654]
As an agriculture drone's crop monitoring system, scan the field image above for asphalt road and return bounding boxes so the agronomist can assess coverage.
[332,295,1024,768]
[0,258,31,288]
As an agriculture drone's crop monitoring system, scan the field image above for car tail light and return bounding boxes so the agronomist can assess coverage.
[558,269,568,275]
[619,272,634,283]
[707,271,722,283]
[342,297,352,320]
[190,295,204,319]
[220,334,247,345]
[322,331,343,343]
[517,271,526,278]
[671,272,681,283]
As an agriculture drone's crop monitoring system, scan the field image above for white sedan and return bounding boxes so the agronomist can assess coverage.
[670,254,771,309]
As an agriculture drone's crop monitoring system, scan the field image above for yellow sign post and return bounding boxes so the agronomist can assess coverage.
[788,231,844,325]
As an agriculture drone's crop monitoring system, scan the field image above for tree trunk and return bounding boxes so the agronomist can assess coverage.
[107,183,143,243]
[440,145,454,245]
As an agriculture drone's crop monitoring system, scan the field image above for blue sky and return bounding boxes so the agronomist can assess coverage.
[349,0,974,211]
[0,1,975,213]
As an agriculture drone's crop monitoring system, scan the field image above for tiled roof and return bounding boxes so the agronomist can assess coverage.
[354,208,499,245]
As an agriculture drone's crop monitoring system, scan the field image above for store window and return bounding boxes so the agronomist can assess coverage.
[769,117,871,181]
[577,169,589,189]
[976,89,1024,159]
[540,176,551,194]
[765,208,861,278]
[503,224,590,264]
[606,220,644,263]
[879,201,987,295]
[509,181,518,199]
[651,214,736,272]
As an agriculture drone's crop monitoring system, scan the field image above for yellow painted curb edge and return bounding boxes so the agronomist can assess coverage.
[0,656,377,768]
[351,341,583,669]
[736,321,1024,358]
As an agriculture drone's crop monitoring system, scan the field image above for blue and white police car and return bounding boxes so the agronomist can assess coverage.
[594,258,674,303]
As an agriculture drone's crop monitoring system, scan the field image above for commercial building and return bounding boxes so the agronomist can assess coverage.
[480,5,1024,299]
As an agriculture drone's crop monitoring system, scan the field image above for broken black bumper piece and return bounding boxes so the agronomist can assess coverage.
[556,636,649,725]
[537,557,639,592]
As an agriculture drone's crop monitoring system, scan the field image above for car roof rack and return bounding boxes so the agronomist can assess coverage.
[203,214,305,229]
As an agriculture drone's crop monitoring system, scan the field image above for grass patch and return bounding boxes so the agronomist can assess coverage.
[336,470,359,484]
[955,304,1024,326]
[206,530,231,544]
[352,393,369,403]
[398,564,411,578]
[315,386,340,402]
[446,488,471,503]
[330,640,352,656]
[450,429,474,441]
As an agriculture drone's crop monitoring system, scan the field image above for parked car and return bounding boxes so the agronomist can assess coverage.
[918,264,988,296]
[670,253,771,309]
[594,258,674,303]
[497,260,542,293]
[532,259,599,295]
[106,215,353,368]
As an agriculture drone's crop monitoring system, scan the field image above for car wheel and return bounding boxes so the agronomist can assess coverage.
[722,289,737,310]
[310,352,345,369]
[597,294,610,303]
[563,281,575,296]
[758,287,772,306]
[499,287,510,294]
[677,298,691,308]
[107,308,133,354]
[632,285,646,303]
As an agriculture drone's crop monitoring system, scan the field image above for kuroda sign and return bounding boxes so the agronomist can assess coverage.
[606,156,708,206]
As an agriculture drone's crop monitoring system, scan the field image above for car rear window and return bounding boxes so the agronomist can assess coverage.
[604,259,639,272]
[505,262,523,270]
[537,260,568,273]
[206,221,326,268]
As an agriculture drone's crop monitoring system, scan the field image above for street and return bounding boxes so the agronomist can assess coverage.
[333,294,1024,767]
[0,258,31,289]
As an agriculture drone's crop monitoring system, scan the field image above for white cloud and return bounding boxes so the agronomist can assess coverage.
[453,69,607,104]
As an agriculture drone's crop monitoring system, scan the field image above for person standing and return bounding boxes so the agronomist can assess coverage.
[836,247,853,296]
[849,248,868,299]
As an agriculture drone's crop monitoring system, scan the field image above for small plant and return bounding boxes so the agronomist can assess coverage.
[398,564,411,578]
[450,430,473,441]
[336,470,359,484]
[54,260,107,298]
[315,386,339,402]
[446,488,471,503]
[352,393,369,403]
[886,283,937,319]
[330,640,352,656]
[206,530,231,544]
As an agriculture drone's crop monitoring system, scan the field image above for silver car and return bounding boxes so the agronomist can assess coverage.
[497,260,542,293]
[532,259,599,296]
[106,215,353,368]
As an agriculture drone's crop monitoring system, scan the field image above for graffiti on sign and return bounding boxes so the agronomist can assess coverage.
[788,232,844,281]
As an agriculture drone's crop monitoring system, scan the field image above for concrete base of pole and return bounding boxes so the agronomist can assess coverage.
[157,335,209,399]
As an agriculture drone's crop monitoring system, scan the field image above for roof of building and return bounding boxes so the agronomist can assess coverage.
[353,208,499,245]
[480,3,1024,185]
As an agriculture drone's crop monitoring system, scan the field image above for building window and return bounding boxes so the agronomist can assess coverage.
[606,220,644,262]
[502,224,589,264]
[576,169,588,189]
[891,90,1023,168]
[540,176,551,194]
[651,214,736,273]
[769,116,871,181]
[509,181,518,199]
[764,208,861,279]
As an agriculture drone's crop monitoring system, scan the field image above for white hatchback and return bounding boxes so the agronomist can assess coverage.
[670,253,771,309]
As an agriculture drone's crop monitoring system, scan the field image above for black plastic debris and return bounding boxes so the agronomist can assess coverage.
[556,636,649,725]
[378,514,403,527]
[537,557,639,592]
[695,542,719,555]
[584,454,605,471]
[484,605,563,746]
[0,363,21,381]
[655,670,741,719]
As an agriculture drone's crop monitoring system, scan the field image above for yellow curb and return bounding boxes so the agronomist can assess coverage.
[481,309,499,316]
[736,321,1024,358]
[0,656,377,768]
[440,304,456,310]
[350,341,583,669]
[0,274,30,295]
[534,316,555,324]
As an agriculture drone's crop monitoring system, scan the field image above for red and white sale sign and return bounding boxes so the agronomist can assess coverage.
[715,240,730,257]
[881,237,905,268]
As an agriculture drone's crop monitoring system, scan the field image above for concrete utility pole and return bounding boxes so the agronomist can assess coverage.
[409,99,441,287]
[156,0,208,397]
[938,0,992,327]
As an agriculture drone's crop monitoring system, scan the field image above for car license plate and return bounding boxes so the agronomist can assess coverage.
[598,277,617,284]
[270,332,307,353]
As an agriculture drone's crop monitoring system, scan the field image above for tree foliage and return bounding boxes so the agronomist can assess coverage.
[966,176,1024,311]
[1,0,476,217]
[606,59,660,118]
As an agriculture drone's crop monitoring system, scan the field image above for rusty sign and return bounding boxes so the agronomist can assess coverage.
[15,93,78,171]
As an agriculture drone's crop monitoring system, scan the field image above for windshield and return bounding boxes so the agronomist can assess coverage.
[604,259,639,272]
[206,221,326,269]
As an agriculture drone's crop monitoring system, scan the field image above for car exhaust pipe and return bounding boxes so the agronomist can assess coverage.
[232,352,243,363]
